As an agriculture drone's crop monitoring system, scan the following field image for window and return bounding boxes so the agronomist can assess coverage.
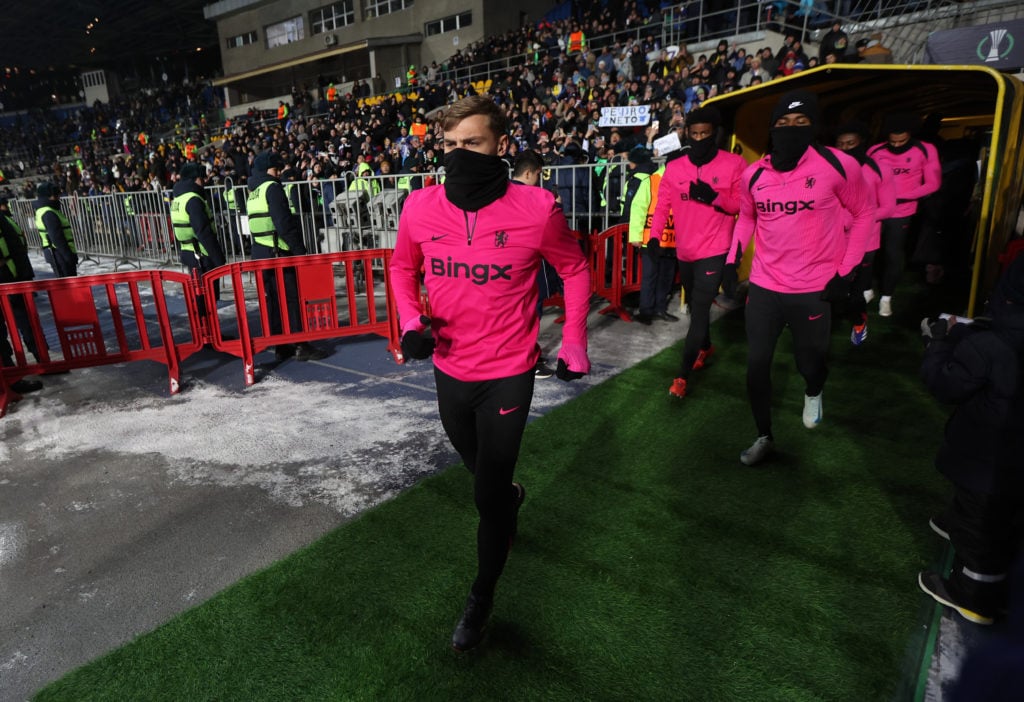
[364,0,413,21]
[310,1,354,33]
[265,17,304,49]
[226,30,257,49]
[425,11,472,37]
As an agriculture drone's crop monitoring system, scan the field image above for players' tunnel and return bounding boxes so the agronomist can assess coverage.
[707,64,1024,315]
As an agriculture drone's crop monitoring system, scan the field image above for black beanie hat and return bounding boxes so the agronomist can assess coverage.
[179,162,202,180]
[770,90,819,125]
[883,112,918,135]
[836,120,868,138]
[686,105,721,128]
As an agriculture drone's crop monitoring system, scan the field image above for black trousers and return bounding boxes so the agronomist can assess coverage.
[677,254,725,378]
[251,244,302,335]
[878,216,912,297]
[848,249,877,323]
[745,283,831,437]
[434,366,535,599]
[944,485,1021,614]
[638,251,677,315]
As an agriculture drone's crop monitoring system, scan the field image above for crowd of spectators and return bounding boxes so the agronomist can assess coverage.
[0,0,895,206]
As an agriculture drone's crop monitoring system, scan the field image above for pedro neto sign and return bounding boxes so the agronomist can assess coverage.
[599,106,651,127]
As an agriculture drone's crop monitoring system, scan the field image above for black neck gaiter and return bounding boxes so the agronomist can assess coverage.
[443,148,509,211]
[769,126,814,172]
[686,137,718,166]
[845,144,868,165]
[886,140,914,155]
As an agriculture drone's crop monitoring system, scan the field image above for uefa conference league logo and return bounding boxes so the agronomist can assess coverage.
[977,27,1014,63]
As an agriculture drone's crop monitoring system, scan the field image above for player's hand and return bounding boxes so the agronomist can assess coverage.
[555,342,589,381]
[400,314,435,360]
[820,273,851,302]
[688,179,718,205]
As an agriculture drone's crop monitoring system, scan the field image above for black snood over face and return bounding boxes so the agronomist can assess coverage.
[769,126,815,172]
[686,137,718,166]
[443,148,509,211]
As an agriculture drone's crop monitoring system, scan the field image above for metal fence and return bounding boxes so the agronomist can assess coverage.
[8,162,636,271]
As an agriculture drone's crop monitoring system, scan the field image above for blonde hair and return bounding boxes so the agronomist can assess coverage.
[440,95,509,138]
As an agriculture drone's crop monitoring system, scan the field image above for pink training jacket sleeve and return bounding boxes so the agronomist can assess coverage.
[874,160,897,223]
[388,190,427,330]
[539,201,590,349]
[712,152,746,216]
[902,140,942,202]
[730,160,761,263]
[833,148,873,277]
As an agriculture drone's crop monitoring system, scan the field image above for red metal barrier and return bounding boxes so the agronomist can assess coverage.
[588,223,642,322]
[1,250,401,415]
[203,249,401,386]
[0,270,203,417]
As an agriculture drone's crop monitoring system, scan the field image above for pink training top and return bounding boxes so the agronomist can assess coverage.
[866,139,941,218]
[389,182,590,382]
[842,157,896,253]
[731,145,873,294]
[649,149,747,262]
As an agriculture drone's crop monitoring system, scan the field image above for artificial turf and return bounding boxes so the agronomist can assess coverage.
[36,283,955,701]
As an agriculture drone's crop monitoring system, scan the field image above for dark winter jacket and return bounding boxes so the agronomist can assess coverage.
[921,270,1024,495]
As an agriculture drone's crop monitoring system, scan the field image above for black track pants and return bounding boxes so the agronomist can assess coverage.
[745,284,831,437]
[434,366,535,599]
[677,255,725,377]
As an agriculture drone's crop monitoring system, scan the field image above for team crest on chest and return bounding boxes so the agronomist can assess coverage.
[804,177,816,189]
[494,230,509,248]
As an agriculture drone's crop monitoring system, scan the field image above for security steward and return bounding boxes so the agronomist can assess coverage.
[33,182,78,277]
[246,150,328,362]
[1,201,43,394]
[171,163,227,311]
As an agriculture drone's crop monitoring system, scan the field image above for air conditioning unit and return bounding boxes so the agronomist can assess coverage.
[324,34,337,47]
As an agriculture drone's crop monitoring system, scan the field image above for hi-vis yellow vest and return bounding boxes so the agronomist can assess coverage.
[34,205,77,252]
[170,191,213,256]
[634,171,675,246]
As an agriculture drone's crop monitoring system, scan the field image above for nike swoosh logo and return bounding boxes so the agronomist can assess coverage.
[808,314,824,321]
[705,270,716,276]
[498,406,520,416]
[756,184,770,190]
[431,233,447,241]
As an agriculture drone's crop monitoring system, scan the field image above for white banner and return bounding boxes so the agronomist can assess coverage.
[652,132,682,157]
[598,105,651,128]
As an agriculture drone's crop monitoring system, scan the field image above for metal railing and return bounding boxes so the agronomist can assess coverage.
[8,162,638,272]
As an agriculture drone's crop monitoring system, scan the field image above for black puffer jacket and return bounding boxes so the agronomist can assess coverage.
[921,258,1024,495]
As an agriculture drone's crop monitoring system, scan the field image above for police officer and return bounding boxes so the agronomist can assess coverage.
[171,163,226,309]
[34,182,78,277]
[247,151,328,362]
[1,200,43,394]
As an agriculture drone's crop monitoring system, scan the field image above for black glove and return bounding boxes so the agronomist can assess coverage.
[689,179,718,205]
[400,315,435,360]
[821,272,853,302]
[555,358,585,381]
[920,317,948,342]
